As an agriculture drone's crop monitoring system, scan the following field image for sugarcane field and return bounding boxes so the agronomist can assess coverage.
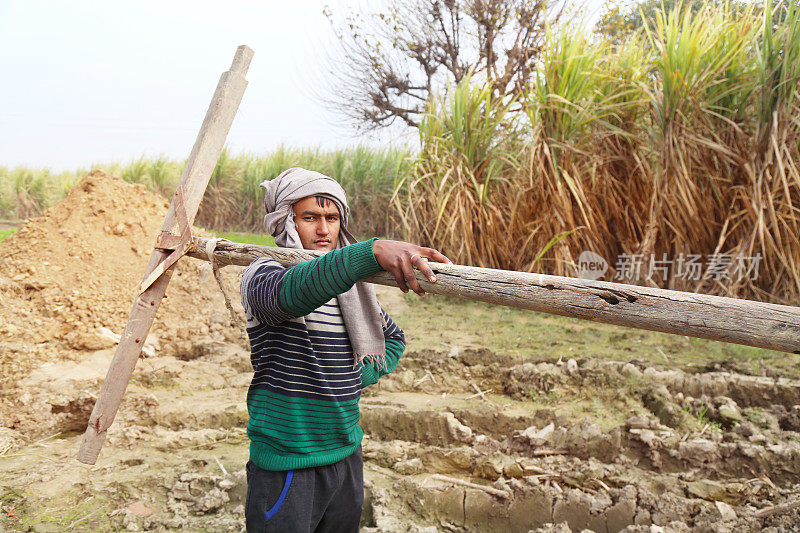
[2,1,800,532]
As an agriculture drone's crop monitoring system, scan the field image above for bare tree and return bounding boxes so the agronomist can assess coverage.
[323,0,564,130]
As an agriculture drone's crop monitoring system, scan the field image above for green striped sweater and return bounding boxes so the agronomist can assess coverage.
[240,239,405,471]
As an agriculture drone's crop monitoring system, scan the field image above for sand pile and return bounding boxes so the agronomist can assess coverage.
[0,171,245,392]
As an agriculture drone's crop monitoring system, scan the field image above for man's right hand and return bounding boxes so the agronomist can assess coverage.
[372,240,452,296]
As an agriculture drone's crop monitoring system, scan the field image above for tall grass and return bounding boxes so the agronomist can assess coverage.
[748,0,800,299]
[399,75,519,266]
[0,145,412,238]
[400,0,800,305]
[526,25,653,271]
[640,1,761,290]
[0,167,83,219]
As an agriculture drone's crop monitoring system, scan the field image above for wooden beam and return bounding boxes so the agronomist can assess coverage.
[76,46,254,465]
[188,237,800,355]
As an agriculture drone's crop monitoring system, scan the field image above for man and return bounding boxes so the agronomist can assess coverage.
[240,167,449,532]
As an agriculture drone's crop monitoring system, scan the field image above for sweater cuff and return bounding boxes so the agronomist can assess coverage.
[361,363,381,388]
[345,237,382,280]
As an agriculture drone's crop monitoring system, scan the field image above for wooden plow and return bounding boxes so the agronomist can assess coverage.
[77,45,253,464]
[77,44,800,466]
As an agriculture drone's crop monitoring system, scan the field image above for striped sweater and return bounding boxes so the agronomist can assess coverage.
[240,238,406,471]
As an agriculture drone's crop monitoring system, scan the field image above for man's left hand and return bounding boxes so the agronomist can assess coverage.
[372,240,452,295]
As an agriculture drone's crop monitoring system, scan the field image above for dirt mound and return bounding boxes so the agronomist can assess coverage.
[0,171,244,394]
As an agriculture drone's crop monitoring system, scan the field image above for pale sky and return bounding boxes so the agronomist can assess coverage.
[0,0,606,171]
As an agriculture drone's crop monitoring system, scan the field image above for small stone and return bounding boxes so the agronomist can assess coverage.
[759,411,781,432]
[535,422,555,441]
[733,422,757,438]
[678,439,719,464]
[517,422,556,447]
[577,418,602,443]
[444,412,473,443]
[715,501,736,521]
[686,479,727,501]
[634,508,651,526]
[193,487,229,512]
[122,510,139,531]
[218,478,236,490]
[66,331,116,351]
[565,358,578,374]
[492,477,511,493]
[518,425,539,441]
[621,363,642,379]
[589,491,612,513]
[393,457,423,475]
[503,461,525,479]
[626,415,650,429]
[718,403,744,425]
[630,428,659,448]
[170,481,193,501]
[473,455,504,480]
[447,447,473,470]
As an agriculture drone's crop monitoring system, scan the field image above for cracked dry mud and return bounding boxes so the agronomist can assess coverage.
[1,173,800,532]
[3,310,800,532]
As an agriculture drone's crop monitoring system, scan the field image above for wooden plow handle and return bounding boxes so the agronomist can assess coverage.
[189,237,800,355]
[76,46,254,465]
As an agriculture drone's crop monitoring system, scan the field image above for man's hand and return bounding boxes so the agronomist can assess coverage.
[372,240,452,295]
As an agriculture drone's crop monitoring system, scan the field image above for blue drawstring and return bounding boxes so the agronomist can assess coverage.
[265,470,294,520]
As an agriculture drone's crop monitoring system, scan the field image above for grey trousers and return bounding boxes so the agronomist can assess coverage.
[245,446,364,533]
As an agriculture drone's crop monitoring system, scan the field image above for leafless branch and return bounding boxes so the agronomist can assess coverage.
[322,0,563,131]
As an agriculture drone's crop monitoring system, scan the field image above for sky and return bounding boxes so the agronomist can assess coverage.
[0,0,607,171]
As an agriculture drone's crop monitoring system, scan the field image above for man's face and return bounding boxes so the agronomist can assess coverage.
[292,196,341,252]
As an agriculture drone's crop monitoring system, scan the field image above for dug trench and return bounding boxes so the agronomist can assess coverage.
[1,173,800,532]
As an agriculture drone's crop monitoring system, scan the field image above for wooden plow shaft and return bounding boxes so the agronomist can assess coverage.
[76,46,254,465]
[190,237,800,355]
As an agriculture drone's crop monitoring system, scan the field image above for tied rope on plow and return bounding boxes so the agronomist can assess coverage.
[201,238,247,339]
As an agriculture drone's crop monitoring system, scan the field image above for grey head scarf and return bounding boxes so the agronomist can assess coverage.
[260,167,386,369]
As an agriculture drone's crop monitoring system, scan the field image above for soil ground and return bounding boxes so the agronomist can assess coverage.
[1,173,800,532]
